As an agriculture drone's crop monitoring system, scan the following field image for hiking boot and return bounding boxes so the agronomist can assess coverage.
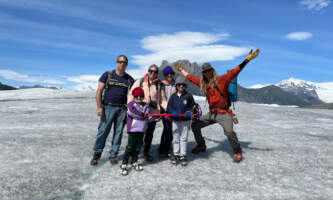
[159,152,168,158]
[179,156,188,166]
[233,151,243,163]
[90,153,101,166]
[170,155,178,165]
[143,153,154,162]
[191,145,207,154]
[132,162,144,171]
[120,163,127,169]
[120,164,128,176]
[109,156,118,165]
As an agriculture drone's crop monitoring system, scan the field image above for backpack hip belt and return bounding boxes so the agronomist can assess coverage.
[209,106,230,114]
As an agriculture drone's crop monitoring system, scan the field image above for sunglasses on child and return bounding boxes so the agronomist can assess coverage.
[117,60,128,64]
[148,70,158,74]
[176,83,186,87]
[134,96,144,98]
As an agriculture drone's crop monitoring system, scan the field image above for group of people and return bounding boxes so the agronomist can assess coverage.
[90,49,260,176]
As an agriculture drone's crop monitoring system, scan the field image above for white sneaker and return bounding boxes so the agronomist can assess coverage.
[120,164,129,176]
[132,162,143,171]
[170,155,178,165]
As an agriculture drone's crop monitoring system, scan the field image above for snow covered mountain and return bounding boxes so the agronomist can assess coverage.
[250,77,333,103]
[238,85,312,106]
[158,60,204,96]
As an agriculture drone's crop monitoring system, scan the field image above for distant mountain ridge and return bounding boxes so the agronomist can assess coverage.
[2,62,332,107]
[238,85,311,106]
[19,85,59,90]
[250,77,333,103]
[0,82,16,90]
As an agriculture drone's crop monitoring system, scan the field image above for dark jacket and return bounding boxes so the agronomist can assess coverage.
[166,91,195,121]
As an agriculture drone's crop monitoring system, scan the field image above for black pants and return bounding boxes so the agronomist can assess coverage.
[158,118,173,155]
[122,132,144,164]
[143,121,157,154]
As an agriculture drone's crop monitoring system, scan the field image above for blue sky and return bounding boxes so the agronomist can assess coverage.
[0,0,332,90]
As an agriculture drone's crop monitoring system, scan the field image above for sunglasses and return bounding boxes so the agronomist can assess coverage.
[117,60,128,64]
[203,69,213,73]
[176,84,186,87]
[149,70,158,74]
[135,95,144,99]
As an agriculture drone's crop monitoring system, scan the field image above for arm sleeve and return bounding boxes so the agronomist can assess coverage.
[99,72,108,83]
[239,59,249,69]
[144,104,154,122]
[166,95,174,114]
[186,74,201,87]
[127,102,145,119]
[224,65,243,87]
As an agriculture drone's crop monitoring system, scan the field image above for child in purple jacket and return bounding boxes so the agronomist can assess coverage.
[120,87,151,176]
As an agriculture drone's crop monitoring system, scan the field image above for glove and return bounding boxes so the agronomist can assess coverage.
[246,49,260,61]
[172,111,179,118]
[175,64,183,72]
[185,111,192,119]
[164,116,172,122]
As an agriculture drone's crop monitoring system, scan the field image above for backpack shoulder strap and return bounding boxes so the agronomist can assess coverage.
[214,86,229,108]
[105,70,114,89]
[139,77,144,88]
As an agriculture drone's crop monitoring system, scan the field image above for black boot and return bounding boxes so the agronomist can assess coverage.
[109,156,118,165]
[170,155,178,165]
[143,152,154,162]
[90,153,101,166]
[179,156,188,166]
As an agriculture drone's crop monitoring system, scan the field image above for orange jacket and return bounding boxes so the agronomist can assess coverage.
[186,66,242,114]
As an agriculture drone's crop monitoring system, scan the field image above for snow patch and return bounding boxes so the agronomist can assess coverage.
[248,84,271,89]
[0,88,95,101]
[250,103,299,108]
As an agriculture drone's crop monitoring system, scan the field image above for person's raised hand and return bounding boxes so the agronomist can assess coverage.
[175,64,183,72]
[246,49,260,61]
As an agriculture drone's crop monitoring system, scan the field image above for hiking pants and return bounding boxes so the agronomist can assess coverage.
[191,112,241,153]
[173,120,191,156]
[93,105,127,157]
[122,132,144,164]
[143,121,157,154]
[158,117,173,155]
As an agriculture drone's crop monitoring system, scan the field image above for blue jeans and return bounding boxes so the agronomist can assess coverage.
[93,105,127,158]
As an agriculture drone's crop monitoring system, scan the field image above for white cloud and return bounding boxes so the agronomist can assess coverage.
[300,0,331,11]
[67,75,99,91]
[285,32,313,40]
[130,31,250,78]
[0,69,64,84]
